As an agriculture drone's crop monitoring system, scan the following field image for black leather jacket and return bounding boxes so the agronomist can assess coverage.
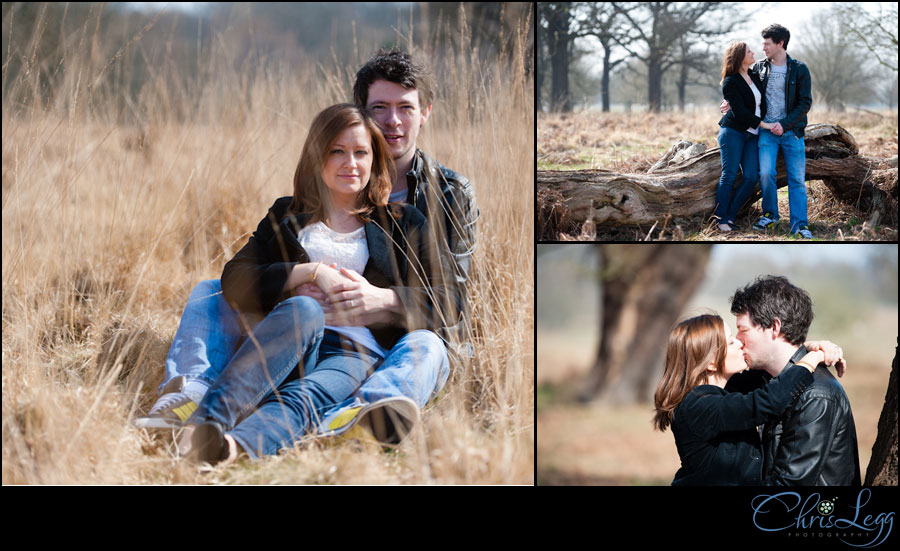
[762,346,862,486]
[751,54,813,138]
[670,364,812,486]
[403,149,479,353]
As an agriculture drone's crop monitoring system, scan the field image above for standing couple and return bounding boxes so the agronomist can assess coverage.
[654,275,861,486]
[134,49,478,465]
[714,24,814,238]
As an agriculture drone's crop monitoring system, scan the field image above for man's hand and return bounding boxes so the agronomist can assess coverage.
[293,283,332,314]
[720,99,731,114]
[325,268,402,326]
[770,122,784,136]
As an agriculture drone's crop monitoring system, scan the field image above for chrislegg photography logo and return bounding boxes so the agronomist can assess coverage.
[750,488,894,547]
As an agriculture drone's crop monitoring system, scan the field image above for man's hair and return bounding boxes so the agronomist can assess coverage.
[730,275,813,346]
[353,48,435,109]
[761,24,790,50]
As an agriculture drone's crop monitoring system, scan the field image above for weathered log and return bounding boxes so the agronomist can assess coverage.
[864,338,898,486]
[538,123,898,228]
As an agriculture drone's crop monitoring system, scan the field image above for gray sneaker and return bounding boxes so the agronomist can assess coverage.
[793,224,813,239]
[133,376,199,429]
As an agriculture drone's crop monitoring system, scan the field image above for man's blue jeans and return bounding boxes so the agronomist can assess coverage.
[164,280,450,454]
[758,128,808,232]
[716,127,759,224]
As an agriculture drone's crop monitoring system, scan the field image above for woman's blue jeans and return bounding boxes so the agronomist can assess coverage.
[716,126,759,224]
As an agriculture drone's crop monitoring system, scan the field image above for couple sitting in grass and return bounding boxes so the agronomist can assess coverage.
[134,49,478,465]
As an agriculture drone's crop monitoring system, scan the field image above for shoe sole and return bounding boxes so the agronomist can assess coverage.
[192,422,228,464]
[322,397,420,447]
[358,400,419,446]
[133,417,185,430]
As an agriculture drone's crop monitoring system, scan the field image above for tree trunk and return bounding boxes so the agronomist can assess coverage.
[864,338,898,486]
[537,124,899,228]
[580,244,712,403]
[546,4,571,112]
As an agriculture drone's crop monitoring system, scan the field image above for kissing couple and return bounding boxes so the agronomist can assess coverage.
[654,275,861,486]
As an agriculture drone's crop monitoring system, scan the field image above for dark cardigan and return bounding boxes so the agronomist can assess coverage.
[670,364,812,486]
[220,197,452,350]
[718,70,767,133]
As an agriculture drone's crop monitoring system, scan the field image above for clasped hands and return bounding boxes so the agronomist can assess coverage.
[293,263,396,326]
[719,100,784,135]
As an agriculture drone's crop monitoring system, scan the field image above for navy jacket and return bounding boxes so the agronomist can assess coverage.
[750,54,813,138]
[671,364,812,486]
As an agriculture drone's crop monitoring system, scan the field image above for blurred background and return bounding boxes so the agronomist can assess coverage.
[537,244,898,485]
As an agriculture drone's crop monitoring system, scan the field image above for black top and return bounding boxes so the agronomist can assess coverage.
[718,70,767,133]
[670,364,812,486]
[220,197,453,350]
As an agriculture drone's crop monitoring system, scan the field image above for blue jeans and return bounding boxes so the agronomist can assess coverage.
[716,127,759,224]
[164,280,450,453]
[758,128,808,232]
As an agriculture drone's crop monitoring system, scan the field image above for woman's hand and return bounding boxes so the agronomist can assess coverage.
[804,340,847,377]
[324,268,401,327]
[796,349,825,374]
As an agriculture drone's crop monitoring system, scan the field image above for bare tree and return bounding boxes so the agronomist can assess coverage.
[835,2,898,72]
[794,8,880,111]
[608,2,744,112]
[580,244,712,403]
[865,338,898,486]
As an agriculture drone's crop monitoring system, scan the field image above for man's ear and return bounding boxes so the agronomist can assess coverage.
[769,318,782,340]
[420,103,432,127]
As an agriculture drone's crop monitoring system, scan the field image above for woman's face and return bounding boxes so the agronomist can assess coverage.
[321,124,373,206]
[742,46,756,68]
[722,323,748,377]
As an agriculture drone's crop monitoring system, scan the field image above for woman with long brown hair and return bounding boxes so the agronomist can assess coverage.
[181,103,448,464]
[653,313,842,485]
[714,41,780,233]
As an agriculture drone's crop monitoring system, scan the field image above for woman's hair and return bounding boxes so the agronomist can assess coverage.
[653,314,727,432]
[290,103,394,222]
[720,41,748,85]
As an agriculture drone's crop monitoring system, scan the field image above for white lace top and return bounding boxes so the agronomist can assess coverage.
[297,221,388,357]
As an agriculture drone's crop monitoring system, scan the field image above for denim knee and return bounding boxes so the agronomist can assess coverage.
[271,295,325,332]
[189,279,222,299]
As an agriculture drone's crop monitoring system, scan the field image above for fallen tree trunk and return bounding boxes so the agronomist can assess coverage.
[538,124,898,229]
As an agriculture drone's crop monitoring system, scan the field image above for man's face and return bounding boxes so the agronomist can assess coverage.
[365,79,432,167]
[761,37,783,60]
[735,312,775,370]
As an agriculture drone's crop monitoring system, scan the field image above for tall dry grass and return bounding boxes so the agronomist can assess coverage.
[2,4,534,484]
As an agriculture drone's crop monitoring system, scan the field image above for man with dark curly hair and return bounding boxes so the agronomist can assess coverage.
[728,275,860,485]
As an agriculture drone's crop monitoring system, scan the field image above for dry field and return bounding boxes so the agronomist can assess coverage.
[538,109,899,241]
[2,9,534,484]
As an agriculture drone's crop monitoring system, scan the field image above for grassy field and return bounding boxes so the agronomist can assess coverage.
[538,109,898,241]
[2,6,534,484]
